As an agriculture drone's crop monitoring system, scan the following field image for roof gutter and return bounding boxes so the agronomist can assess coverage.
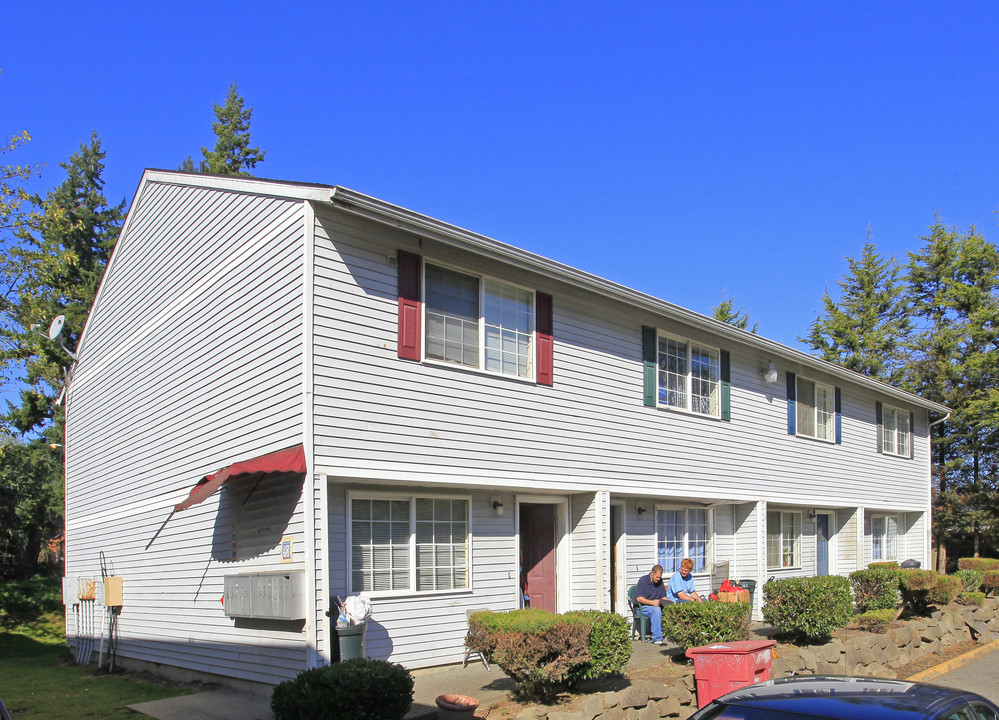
[327,187,949,415]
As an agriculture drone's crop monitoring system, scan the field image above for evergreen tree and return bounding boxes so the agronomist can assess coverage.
[183,82,265,176]
[711,296,758,333]
[802,238,910,384]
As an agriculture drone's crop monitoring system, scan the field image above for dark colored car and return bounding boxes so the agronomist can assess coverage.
[690,676,999,720]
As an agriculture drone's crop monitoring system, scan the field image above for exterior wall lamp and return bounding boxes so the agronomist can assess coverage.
[636,504,648,515]
[491,498,504,516]
[760,360,779,385]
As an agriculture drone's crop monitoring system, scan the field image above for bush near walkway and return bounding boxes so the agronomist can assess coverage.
[660,600,751,650]
[849,568,900,612]
[762,576,853,642]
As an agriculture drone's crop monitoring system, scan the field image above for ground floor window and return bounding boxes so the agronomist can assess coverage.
[767,511,801,568]
[871,514,899,562]
[351,495,469,594]
[656,506,710,573]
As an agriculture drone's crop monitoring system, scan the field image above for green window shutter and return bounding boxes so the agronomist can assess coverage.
[720,349,731,421]
[642,326,656,407]
[786,372,797,435]
[835,387,842,444]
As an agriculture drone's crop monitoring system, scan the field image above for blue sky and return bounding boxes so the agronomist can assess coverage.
[5,2,999,351]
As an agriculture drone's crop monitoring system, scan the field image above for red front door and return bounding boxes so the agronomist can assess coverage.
[521,503,557,612]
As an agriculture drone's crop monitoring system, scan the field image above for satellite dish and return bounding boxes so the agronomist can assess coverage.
[48,315,66,341]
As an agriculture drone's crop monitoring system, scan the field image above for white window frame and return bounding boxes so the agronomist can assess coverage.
[882,405,911,457]
[796,376,835,442]
[348,491,472,598]
[656,332,721,418]
[870,513,899,562]
[655,504,713,574]
[423,261,537,381]
[767,510,802,569]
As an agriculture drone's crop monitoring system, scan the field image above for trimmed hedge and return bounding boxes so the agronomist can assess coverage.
[868,561,899,570]
[898,569,940,615]
[957,558,999,572]
[849,568,900,612]
[956,592,986,607]
[928,575,962,606]
[762,576,853,642]
[984,571,999,594]
[466,608,631,701]
[271,659,413,720]
[661,601,751,650]
[854,608,897,633]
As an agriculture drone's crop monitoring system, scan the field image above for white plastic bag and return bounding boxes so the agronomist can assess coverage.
[343,594,372,625]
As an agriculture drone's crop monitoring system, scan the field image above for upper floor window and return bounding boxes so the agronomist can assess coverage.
[424,263,535,379]
[658,334,720,417]
[871,514,898,562]
[796,376,835,441]
[881,405,911,457]
[767,511,801,569]
[350,495,469,595]
[656,506,711,573]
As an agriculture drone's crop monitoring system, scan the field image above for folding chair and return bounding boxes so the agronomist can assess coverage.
[461,608,490,670]
[628,585,650,641]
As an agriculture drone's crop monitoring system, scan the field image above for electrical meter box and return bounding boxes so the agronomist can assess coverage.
[103,576,124,606]
[224,572,304,620]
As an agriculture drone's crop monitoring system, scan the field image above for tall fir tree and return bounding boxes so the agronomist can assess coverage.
[803,238,910,384]
[906,221,999,567]
[181,82,265,176]
[711,296,758,333]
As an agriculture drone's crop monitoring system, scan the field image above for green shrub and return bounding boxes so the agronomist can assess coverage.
[762,576,853,643]
[957,558,999,572]
[955,569,984,593]
[928,575,962,606]
[0,575,63,626]
[466,608,631,701]
[898,569,939,615]
[983,570,999,594]
[271,659,413,720]
[849,568,900,612]
[956,592,986,607]
[868,561,899,570]
[661,601,751,650]
[854,608,897,633]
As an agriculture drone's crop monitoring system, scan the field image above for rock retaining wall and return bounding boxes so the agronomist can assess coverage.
[508,600,999,720]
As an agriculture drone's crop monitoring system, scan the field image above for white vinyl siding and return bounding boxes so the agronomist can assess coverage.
[658,334,720,416]
[796,377,835,441]
[882,405,911,457]
[767,511,801,569]
[424,262,535,379]
[871,514,899,562]
[349,494,469,596]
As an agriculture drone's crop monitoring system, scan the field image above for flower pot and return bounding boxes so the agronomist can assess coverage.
[435,693,479,720]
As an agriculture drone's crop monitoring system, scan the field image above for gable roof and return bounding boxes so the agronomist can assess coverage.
[120,169,950,415]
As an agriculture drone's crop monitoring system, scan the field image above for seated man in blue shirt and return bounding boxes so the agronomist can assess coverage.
[635,564,671,644]
[666,557,704,603]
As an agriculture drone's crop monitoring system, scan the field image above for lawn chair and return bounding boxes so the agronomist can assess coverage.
[461,608,490,670]
[627,585,650,642]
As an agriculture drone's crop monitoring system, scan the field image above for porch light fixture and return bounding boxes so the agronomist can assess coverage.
[760,360,778,385]
[636,505,648,515]
[491,498,504,516]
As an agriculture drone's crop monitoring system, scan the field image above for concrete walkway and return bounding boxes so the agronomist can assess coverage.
[128,640,674,720]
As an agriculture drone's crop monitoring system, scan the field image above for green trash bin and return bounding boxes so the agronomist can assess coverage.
[738,579,757,608]
[337,621,367,660]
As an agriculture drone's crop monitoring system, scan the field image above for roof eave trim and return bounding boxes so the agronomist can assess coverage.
[142,169,335,203]
[328,186,950,414]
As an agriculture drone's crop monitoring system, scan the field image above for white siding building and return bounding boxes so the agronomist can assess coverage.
[62,170,948,685]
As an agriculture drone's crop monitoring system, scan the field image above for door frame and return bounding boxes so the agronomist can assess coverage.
[610,502,627,615]
[516,495,570,613]
[815,510,837,576]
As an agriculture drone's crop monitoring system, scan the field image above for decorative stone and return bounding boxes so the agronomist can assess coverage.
[619,686,650,709]
[884,642,900,662]
[600,692,621,708]
[548,712,586,720]
[636,704,659,720]
[798,648,818,671]
[639,682,670,701]
[921,626,941,642]
[657,698,681,717]
[681,674,696,691]
[868,664,896,679]
[597,707,628,720]
[815,661,840,675]
[670,682,693,706]
[676,706,696,720]
[582,697,606,720]
[822,643,843,663]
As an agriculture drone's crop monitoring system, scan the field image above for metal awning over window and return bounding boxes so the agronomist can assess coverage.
[174,444,306,512]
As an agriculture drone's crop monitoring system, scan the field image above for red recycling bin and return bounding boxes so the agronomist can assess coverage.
[685,639,776,708]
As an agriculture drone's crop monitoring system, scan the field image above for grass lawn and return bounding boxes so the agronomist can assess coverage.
[1,578,194,719]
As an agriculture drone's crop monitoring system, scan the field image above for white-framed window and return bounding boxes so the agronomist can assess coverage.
[882,405,911,457]
[767,511,801,569]
[350,494,469,594]
[656,506,711,573]
[424,263,535,379]
[657,334,720,416]
[871,514,899,562]
[796,376,835,441]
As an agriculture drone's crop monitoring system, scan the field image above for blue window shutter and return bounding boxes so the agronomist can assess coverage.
[721,350,731,421]
[642,326,656,407]
[786,372,796,435]
[875,401,884,453]
[835,387,842,444]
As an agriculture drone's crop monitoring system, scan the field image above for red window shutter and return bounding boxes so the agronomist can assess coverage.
[397,251,422,361]
[536,292,553,386]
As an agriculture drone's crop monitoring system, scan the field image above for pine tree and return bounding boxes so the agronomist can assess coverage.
[185,82,265,176]
[711,296,758,333]
[803,238,910,384]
